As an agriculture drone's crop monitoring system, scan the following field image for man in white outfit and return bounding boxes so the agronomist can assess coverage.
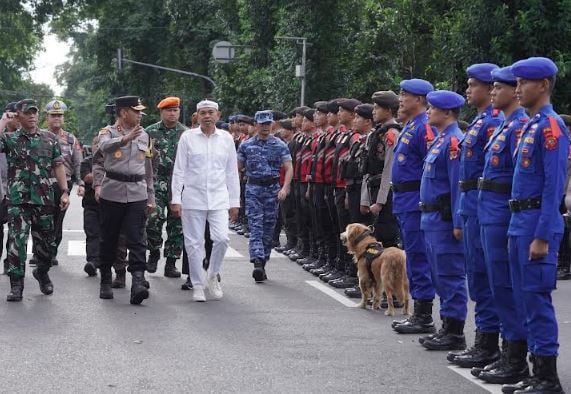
[170,99,240,302]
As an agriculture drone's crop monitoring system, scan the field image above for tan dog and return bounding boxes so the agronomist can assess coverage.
[341,223,410,316]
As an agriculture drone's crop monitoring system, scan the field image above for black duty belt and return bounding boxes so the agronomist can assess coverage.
[247,177,280,186]
[106,171,144,182]
[477,178,512,194]
[459,179,479,192]
[509,198,541,212]
[419,202,441,212]
[391,181,421,193]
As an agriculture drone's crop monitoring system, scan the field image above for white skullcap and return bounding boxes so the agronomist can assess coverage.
[196,99,219,111]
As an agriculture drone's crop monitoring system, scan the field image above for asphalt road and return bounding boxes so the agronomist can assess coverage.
[0,194,569,393]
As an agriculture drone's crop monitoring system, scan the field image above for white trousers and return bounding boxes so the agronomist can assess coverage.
[181,209,229,289]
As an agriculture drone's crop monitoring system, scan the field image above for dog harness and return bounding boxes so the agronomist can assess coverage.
[362,242,384,284]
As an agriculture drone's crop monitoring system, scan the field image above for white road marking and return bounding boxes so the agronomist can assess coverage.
[306,280,359,308]
[224,247,243,258]
[448,366,504,394]
[68,240,86,256]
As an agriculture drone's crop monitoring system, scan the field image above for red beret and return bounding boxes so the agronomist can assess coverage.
[157,97,180,109]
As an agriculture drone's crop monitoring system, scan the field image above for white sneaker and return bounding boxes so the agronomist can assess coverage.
[193,288,206,302]
[207,276,223,300]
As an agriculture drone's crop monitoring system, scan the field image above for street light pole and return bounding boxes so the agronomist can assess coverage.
[275,36,309,107]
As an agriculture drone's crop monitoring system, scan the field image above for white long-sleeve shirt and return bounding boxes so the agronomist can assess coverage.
[171,127,240,210]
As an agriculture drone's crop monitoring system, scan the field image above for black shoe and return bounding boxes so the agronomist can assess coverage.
[448,329,482,363]
[244,232,250,238]
[236,228,245,235]
[344,284,362,298]
[7,276,23,302]
[130,271,150,305]
[29,257,37,266]
[502,378,539,394]
[513,356,563,393]
[303,260,324,272]
[422,318,466,351]
[32,268,53,295]
[311,263,332,276]
[51,258,58,266]
[252,260,266,283]
[330,275,358,289]
[181,276,193,290]
[478,341,529,384]
[320,269,343,282]
[394,300,436,334]
[111,269,126,289]
[83,261,98,277]
[452,332,500,368]
[100,268,114,299]
[297,257,315,266]
[275,245,288,254]
[272,241,281,249]
[146,250,160,273]
[164,258,181,278]
[288,252,302,261]
[556,267,571,280]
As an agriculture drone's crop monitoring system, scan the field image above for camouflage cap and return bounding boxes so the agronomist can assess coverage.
[16,99,39,113]
[45,99,68,114]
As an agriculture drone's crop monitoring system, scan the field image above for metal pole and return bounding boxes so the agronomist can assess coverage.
[121,58,217,88]
[300,38,306,106]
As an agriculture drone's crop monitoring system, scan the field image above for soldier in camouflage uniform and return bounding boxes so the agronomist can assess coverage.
[145,97,186,278]
[0,99,70,301]
[237,110,293,282]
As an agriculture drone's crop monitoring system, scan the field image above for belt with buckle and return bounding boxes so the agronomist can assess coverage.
[508,197,541,212]
[392,181,421,193]
[459,179,479,192]
[247,177,280,186]
[106,171,144,182]
[477,178,512,194]
[419,202,440,212]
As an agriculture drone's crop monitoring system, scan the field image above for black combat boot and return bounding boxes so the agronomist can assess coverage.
[472,339,508,377]
[452,331,500,368]
[419,317,447,344]
[100,267,114,299]
[83,261,98,277]
[449,330,482,363]
[393,300,436,334]
[130,271,150,305]
[321,257,344,282]
[422,317,466,351]
[304,247,326,272]
[501,354,537,393]
[32,268,53,295]
[111,269,126,289]
[7,275,23,302]
[252,260,266,283]
[146,250,160,273]
[330,275,358,289]
[164,258,181,278]
[512,356,563,394]
[478,340,529,384]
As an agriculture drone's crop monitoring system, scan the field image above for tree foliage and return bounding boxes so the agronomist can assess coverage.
[6,0,571,142]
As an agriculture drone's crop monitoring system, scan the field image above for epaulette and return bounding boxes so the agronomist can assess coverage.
[449,136,459,160]
[544,116,563,150]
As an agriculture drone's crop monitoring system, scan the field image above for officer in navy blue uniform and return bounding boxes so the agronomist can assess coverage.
[419,90,467,351]
[391,79,438,335]
[237,110,293,283]
[451,63,504,364]
[471,67,531,383]
[501,57,568,394]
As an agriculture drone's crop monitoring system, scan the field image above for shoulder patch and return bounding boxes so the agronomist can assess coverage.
[386,129,396,146]
[98,128,110,136]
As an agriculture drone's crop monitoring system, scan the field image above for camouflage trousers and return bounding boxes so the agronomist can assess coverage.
[146,179,183,258]
[6,204,56,278]
[245,183,280,263]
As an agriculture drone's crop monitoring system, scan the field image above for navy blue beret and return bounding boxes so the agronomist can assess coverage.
[427,90,465,110]
[491,66,517,86]
[228,115,237,123]
[466,63,499,83]
[400,79,434,96]
[511,57,558,80]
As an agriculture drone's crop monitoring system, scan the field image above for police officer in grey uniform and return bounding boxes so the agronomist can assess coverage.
[95,96,155,304]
